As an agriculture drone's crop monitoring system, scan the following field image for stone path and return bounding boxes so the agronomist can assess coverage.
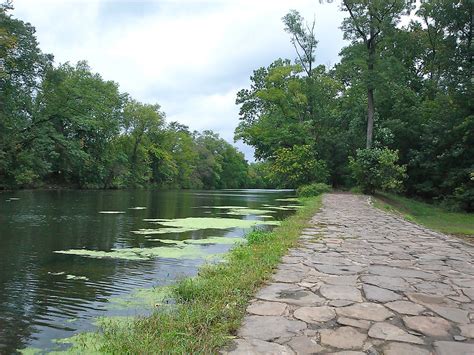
[224,193,474,355]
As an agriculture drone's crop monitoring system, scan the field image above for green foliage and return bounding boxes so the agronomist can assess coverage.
[350,148,406,194]
[296,183,331,197]
[270,145,329,188]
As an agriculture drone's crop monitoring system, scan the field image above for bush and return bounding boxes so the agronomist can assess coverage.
[349,148,406,194]
[296,183,331,197]
[270,145,329,188]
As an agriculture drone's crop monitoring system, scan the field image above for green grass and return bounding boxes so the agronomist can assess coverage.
[71,195,323,354]
[372,192,474,238]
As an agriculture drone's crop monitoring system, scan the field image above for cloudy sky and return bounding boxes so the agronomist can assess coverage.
[12,0,347,161]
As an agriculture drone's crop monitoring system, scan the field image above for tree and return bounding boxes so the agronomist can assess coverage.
[122,100,165,186]
[340,0,409,148]
[282,10,317,77]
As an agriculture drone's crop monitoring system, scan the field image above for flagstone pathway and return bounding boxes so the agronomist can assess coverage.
[223,193,474,355]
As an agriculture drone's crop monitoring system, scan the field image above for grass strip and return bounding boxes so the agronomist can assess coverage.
[72,195,323,354]
[372,192,474,239]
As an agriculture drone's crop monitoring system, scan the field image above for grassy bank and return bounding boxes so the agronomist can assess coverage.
[372,192,474,239]
[71,195,323,353]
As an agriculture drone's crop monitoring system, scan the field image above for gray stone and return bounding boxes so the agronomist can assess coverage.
[246,301,287,316]
[405,292,453,306]
[314,264,364,275]
[459,324,474,338]
[287,335,325,354]
[403,316,451,337]
[336,302,394,321]
[320,275,358,286]
[361,275,411,292]
[293,306,336,323]
[385,300,425,315]
[462,287,474,300]
[257,283,325,306]
[337,316,371,329]
[382,342,431,355]
[434,341,474,355]
[368,322,424,344]
[428,305,470,323]
[320,284,363,302]
[368,265,437,281]
[319,327,367,350]
[225,338,294,354]
[326,352,366,355]
[329,300,355,307]
[454,335,466,341]
[363,284,403,302]
[238,316,306,341]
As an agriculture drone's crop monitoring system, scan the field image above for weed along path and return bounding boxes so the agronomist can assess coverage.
[224,193,474,354]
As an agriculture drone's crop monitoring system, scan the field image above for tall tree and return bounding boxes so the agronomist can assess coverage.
[340,0,409,148]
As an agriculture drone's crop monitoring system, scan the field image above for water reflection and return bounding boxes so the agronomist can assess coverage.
[0,189,295,352]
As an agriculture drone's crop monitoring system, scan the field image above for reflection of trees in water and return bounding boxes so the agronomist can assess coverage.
[0,189,293,352]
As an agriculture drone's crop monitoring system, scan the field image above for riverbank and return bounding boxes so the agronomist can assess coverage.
[65,195,323,353]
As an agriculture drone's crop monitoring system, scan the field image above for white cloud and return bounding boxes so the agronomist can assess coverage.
[12,0,346,161]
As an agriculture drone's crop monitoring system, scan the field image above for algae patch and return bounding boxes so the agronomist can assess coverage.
[152,217,280,230]
[224,208,275,216]
[128,206,147,210]
[66,274,89,281]
[98,211,125,214]
[131,227,197,235]
[54,244,208,261]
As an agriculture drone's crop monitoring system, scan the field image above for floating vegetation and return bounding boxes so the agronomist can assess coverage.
[275,197,299,202]
[66,274,89,281]
[185,236,243,245]
[266,206,294,211]
[224,208,275,216]
[153,217,280,230]
[108,286,173,310]
[202,206,248,209]
[99,211,125,214]
[48,271,65,276]
[128,206,147,210]
[54,244,209,261]
[284,205,304,209]
[131,227,197,235]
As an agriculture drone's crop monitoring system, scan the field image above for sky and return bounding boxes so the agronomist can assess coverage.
[12,0,347,161]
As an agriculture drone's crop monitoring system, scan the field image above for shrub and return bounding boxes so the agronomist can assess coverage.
[270,145,329,188]
[296,182,331,197]
[349,148,406,194]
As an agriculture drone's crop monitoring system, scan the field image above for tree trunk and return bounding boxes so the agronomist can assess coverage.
[367,87,374,149]
[366,36,376,149]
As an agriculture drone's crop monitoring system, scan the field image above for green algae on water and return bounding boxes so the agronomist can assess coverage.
[224,208,275,216]
[108,286,173,310]
[54,243,208,261]
[128,206,147,210]
[153,217,280,230]
[98,211,125,214]
[185,236,244,245]
[275,197,300,202]
[66,274,88,281]
[131,227,197,235]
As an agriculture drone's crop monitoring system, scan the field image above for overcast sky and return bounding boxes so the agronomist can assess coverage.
[12,0,347,161]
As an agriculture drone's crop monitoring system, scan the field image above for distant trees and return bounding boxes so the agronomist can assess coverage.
[0,6,250,190]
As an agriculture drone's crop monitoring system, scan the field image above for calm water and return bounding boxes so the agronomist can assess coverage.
[0,189,296,353]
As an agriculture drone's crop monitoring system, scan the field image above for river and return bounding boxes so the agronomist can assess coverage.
[0,189,298,353]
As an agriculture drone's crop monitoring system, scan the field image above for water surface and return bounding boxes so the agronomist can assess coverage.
[0,189,297,352]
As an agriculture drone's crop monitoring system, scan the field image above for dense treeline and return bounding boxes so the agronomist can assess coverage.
[236,0,473,211]
[0,3,251,190]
